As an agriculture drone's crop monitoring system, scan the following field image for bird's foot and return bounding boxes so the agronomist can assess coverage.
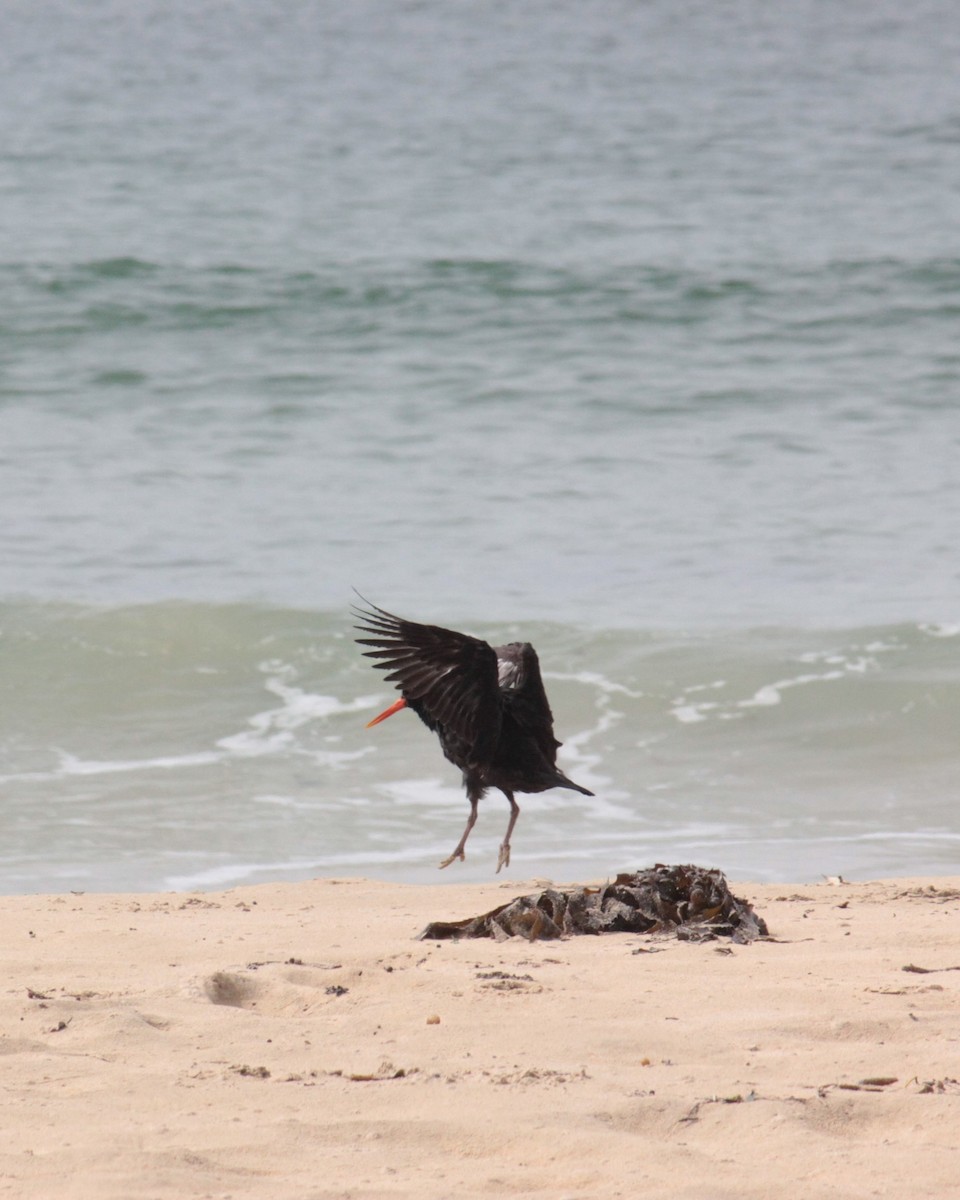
[438,849,465,870]
[496,842,511,874]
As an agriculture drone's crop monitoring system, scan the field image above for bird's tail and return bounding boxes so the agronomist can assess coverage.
[554,771,594,798]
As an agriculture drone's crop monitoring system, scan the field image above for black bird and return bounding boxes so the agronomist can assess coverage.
[354,600,594,872]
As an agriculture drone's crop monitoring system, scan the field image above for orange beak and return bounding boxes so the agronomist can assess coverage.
[365,696,408,728]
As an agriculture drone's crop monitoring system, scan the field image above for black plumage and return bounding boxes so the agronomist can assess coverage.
[354,600,594,872]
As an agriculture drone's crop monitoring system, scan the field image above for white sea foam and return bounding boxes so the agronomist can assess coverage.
[376,778,462,810]
[163,859,315,891]
[670,703,716,724]
[545,670,644,699]
[56,749,223,776]
[217,663,379,757]
[666,648,891,724]
[556,706,619,794]
[0,669,380,783]
[163,843,440,891]
[738,668,854,709]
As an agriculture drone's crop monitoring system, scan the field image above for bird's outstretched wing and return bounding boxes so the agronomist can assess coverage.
[496,642,561,758]
[353,600,502,760]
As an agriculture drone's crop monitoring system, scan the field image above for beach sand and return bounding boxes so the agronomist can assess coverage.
[1,873,958,1198]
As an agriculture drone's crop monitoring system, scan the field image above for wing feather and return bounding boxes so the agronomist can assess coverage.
[353,601,502,759]
[496,642,562,759]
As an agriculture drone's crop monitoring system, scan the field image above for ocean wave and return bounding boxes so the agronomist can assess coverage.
[5,254,960,344]
[1,599,958,893]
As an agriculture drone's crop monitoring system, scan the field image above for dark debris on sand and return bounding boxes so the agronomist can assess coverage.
[419,864,769,943]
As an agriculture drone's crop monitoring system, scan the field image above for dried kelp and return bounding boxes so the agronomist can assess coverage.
[419,864,768,943]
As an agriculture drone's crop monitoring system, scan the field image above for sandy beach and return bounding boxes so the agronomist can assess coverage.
[2,872,958,1199]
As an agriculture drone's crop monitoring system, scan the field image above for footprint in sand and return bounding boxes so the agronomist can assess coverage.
[202,961,352,1016]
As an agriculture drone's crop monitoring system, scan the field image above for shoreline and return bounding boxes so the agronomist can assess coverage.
[3,874,958,1198]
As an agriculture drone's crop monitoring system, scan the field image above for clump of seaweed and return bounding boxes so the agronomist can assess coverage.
[419,863,768,943]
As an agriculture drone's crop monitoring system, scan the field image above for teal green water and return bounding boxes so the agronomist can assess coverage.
[1,1,958,889]
[2,602,957,892]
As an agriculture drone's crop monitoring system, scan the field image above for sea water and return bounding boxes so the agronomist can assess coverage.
[1,0,958,892]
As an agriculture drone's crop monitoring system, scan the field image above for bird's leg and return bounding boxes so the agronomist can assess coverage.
[438,793,479,869]
[496,790,520,874]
